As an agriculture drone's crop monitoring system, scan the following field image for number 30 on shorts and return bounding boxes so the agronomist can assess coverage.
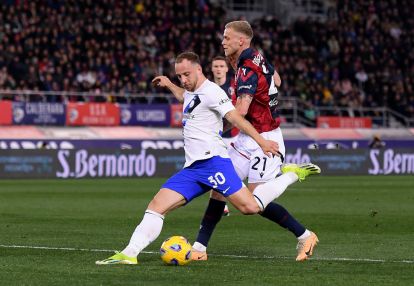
[208,172,226,188]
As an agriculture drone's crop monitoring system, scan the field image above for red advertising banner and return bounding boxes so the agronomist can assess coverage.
[317,116,372,128]
[0,100,12,125]
[66,102,120,126]
[170,104,183,127]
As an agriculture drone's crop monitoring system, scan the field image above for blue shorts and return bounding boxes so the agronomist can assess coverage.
[162,156,243,202]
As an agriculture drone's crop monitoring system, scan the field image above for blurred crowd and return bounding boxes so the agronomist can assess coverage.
[266,0,414,119]
[0,0,413,118]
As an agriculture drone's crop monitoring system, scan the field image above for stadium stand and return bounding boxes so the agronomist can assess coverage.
[0,0,413,125]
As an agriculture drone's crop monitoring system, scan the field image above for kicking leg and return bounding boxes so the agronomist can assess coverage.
[96,188,186,265]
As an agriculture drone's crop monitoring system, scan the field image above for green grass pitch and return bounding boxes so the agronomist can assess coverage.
[0,176,413,285]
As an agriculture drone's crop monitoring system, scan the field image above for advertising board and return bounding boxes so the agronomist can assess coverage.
[66,102,120,126]
[12,102,66,125]
[0,148,412,178]
[119,104,170,126]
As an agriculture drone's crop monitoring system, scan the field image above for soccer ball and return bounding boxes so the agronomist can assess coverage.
[160,236,192,266]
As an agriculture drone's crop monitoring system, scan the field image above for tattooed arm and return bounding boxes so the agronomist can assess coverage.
[235,93,253,117]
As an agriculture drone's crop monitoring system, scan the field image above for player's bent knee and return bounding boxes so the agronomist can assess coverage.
[227,187,261,215]
[238,203,260,215]
[147,197,164,214]
[147,188,186,215]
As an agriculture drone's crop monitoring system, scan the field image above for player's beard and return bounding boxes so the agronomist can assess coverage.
[184,75,198,92]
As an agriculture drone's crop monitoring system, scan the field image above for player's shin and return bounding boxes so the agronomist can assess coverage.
[260,202,306,237]
[193,198,226,250]
[121,210,164,257]
[252,173,298,210]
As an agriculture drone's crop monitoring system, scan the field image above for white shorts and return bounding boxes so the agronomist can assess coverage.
[222,135,239,148]
[228,128,285,183]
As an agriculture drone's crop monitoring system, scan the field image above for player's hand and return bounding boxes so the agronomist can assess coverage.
[152,76,172,88]
[260,140,280,158]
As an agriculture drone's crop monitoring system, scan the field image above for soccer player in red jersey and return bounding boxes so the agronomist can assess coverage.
[192,21,321,262]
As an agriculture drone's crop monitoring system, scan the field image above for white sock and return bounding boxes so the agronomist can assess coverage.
[252,173,298,211]
[192,241,207,252]
[121,210,164,257]
[297,229,311,240]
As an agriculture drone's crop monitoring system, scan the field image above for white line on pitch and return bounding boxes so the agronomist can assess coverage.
[0,244,412,264]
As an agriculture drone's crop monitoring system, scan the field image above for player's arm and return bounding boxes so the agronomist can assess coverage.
[235,67,257,117]
[224,109,279,157]
[152,76,185,103]
[273,70,282,87]
[222,119,234,133]
[222,93,252,131]
[236,70,280,114]
[235,93,253,117]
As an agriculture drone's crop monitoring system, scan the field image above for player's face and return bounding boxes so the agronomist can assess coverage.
[222,28,243,57]
[211,60,228,80]
[175,59,200,92]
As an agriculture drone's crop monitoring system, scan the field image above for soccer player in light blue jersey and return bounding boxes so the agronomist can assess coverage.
[96,51,286,265]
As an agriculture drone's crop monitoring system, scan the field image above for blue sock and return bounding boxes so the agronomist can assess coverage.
[260,202,306,237]
[195,198,226,247]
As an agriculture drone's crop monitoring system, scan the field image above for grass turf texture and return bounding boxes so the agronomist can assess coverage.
[0,176,413,285]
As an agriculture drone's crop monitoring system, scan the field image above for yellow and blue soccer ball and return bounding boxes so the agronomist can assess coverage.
[160,236,192,266]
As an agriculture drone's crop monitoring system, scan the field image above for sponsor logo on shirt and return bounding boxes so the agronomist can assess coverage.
[219,98,231,105]
[182,113,195,120]
[238,85,252,90]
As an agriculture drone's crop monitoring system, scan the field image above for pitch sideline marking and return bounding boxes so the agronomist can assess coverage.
[0,244,413,264]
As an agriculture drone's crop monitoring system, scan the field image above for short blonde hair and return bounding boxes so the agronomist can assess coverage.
[225,21,254,40]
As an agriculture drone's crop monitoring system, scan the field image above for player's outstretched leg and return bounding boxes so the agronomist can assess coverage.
[281,163,321,182]
[260,202,319,261]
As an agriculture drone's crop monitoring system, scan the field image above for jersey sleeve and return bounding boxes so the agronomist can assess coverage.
[236,67,258,97]
[209,86,235,117]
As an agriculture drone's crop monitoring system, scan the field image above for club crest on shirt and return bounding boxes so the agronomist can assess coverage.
[184,95,201,114]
